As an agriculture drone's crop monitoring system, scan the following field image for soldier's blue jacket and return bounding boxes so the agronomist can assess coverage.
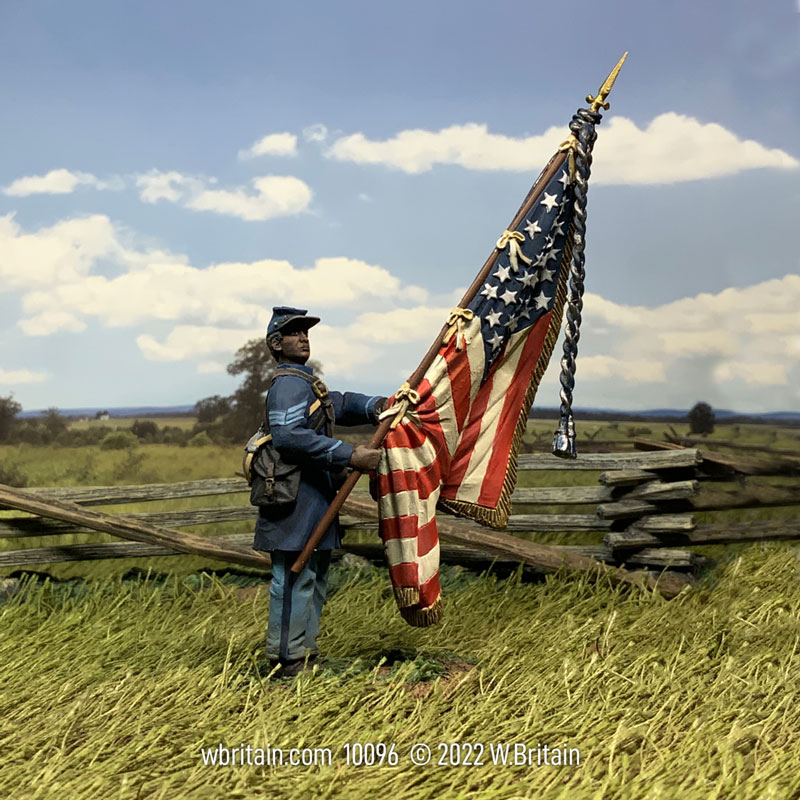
[253,362,382,552]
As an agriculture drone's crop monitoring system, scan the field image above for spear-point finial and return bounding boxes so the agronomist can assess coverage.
[586,51,628,112]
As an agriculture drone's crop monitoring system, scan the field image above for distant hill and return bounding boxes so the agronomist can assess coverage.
[529,407,800,425]
[17,404,800,425]
[18,405,196,419]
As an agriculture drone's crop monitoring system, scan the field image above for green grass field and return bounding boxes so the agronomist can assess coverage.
[65,415,198,431]
[1,421,799,798]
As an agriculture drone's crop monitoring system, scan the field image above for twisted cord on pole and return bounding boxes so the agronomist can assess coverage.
[552,107,602,459]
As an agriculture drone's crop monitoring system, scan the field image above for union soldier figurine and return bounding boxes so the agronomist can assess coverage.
[254,306,385,677]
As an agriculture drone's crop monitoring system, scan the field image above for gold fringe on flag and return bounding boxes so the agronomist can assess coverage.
[399,595,443,627]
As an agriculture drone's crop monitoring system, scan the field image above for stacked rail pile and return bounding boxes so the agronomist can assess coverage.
[0,440,797,595]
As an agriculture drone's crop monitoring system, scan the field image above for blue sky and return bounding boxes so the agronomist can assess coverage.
[1,0,798,413]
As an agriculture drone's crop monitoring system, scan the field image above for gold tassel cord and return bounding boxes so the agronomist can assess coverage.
[495,230,532,273]
[442,307,475,351]
[379,382,422,429]
[558,135,578,184]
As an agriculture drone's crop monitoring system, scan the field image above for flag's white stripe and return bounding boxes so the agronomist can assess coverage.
[377,437,438,475]
[455,326,530,503]
[384,540,441,586]
[378,487,441,527]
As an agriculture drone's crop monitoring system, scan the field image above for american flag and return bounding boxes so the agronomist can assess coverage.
[375,161,575,626]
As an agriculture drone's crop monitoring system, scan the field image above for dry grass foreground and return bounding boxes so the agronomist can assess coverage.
[2,545,800,800]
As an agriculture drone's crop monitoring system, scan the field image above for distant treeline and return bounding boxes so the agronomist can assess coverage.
[4,417,212,448]
[527,409,800,427]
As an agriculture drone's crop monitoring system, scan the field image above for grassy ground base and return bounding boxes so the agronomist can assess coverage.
[2,546,800,800]
[1,427,799,798]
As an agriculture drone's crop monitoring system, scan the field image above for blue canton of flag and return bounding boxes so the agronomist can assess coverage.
[468,167,574,378]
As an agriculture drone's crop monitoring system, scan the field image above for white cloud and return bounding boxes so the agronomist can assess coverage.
[326,113,799,184]
[16,254,423,334]
[0,213,186,293]
[18,311,87,336]
[3,168,122,196]
[346,306,451,345]
[137,325,262,362]
[238,132,298,160]
[0,214,429,367]
[302,124,328,143]
[526,275,800,411]
[135,170,312,221]
[186,175,312,221]
[136,170,207,203]
[2,213,797,409]
[576,355,666,383]
[714,361,788,386]
[0,367,47,384]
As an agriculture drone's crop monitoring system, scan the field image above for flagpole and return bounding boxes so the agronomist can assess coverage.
[290,55,627,575]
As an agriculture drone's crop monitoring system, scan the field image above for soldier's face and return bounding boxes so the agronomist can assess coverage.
[277,328,310,364]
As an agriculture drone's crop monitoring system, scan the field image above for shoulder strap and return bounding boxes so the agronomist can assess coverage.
[266,368,334,436]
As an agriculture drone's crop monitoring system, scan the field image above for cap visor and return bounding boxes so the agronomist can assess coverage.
[281,315,320,333]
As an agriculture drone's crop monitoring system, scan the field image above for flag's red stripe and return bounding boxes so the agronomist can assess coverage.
[418,573,441,608]
[478,312,553,504]
[389,562,418,587]
[383,419,428,450]
[376,463,442,500]
[380,515,421,540]
[443,339,472,434]
[380,516,439,555]
[415,519,439,557]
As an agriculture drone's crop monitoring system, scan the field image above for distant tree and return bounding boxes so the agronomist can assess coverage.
[42,407,68,438]
[218,338,322,442]
[194,395,231,423]
[99,431,139,450]
[131,419,159,440]
[0,394,22,442]
[688,402,715,435]
[187,431,213,447]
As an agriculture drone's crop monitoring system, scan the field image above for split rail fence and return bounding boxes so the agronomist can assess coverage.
[1,440,798,596]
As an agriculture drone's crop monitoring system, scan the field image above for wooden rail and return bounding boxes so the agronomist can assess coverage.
[1,444,798,596]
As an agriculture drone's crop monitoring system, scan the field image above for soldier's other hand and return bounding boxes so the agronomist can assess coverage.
[374,396,390,416]
[350,445,382,471]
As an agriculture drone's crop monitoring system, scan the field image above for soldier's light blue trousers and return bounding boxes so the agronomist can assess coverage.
[266,550,332,662]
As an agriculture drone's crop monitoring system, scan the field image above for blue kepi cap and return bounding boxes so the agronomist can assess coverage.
[267,306,321,337]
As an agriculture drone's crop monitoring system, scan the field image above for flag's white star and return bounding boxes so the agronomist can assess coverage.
[524,218,542,238]
[533,251,547,268]
[481,283,498,300]
[538,265,556,282]
[500,288,518,306]
[493,264,512,283]
[543,235,554,249]
[558,170,570,188]
[488,331,504,350]
[519,271,537,288]
[518,306,531,321]
[507,313,520,332]
[540,192,558,212]
[552,219,565,237]
[543,248,561,264]
[485,309,503,327]
[534,290,551,310]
